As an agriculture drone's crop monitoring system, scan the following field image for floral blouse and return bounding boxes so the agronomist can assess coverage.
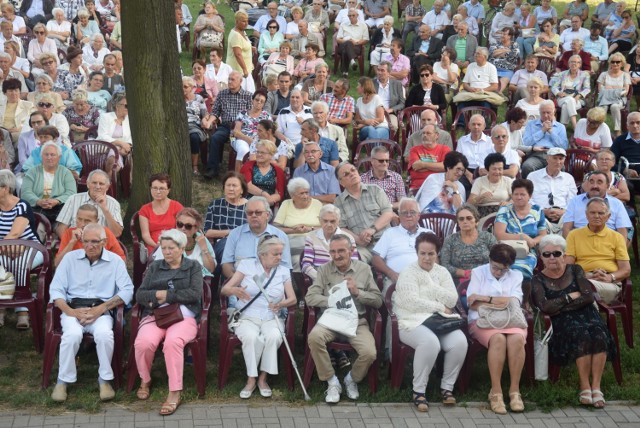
[186,95,207,126]
[489,41,520,71]
[55,69,85,95]
[63,105,100,128]
[235,110,271,141]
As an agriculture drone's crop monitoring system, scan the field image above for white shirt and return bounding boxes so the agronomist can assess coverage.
[480,146,521,169]
[276,106,313,145]
[377,81,390,108]
[527,168,578,209]
[335,9,365,27]
[455,132,492,169]
[559,27,590,52]
[467,263,523,322]
[234,258,290,321]
[463,62,498,89]
[422,10,450,30]
[206,62,234,86]
[573,118,613,149]
[372,225,433,273]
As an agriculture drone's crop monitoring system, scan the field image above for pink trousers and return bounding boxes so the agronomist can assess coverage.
[134,316,197,391]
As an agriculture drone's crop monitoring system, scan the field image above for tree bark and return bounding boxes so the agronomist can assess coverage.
[120,0,191,233]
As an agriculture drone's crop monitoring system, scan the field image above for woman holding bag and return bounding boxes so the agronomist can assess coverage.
[393,232,468,412]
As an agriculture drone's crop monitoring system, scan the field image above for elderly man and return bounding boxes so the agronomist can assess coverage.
[408,123,451,191]
[305,234,383,404]
[584,24,609,73]
[404,109,453,162]
[455,114,492,174]
[56,169,123,238]
[293,140,340,203]
[592,0,617,24]
[311,100,349,161]
[334,0,365,29]
[360,146,406,210]
[203,71,252,179]
[521,100,569,177]
[293,118,339,168]
[445,21,477,71]
[221,196,291,279]
[457,5,479,37]
[407,24,443,82]
[559,15,590,52]
[363,0,390,29]
[277,89,312,148]
[49,223,133,403]
[508,55,549,103]
[334,161,394,263]
[611,112,640,177]
[253,2,287,36]
[455,47,500,110]
[265,71,292,117]
[478,124,520,178]
[566,197,631,304]
[562,171,632,243]
[422,0,450,39]
[527,148,577,233]
[373,62,405,133]
[335,8,369,76]
[291,20,324,58]
[319,78,355,127]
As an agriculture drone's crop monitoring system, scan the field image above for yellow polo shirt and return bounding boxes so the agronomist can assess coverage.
[566,226,629,273]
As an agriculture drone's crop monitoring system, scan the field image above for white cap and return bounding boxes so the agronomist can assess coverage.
[547,147,567,157]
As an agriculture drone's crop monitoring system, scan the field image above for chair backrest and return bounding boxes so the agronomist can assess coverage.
[419,213,458,245]
[478,213,497,233]
[398,106,428,151]
[32,212,52,250]
[0,240,48,301]
[536,56,555,79]
[450,106,497,147]
[72,139,119,196]
[564,149,595,187]
[352,139,402,163]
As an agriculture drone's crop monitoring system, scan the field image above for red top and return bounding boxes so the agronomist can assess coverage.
[139,199,184,252]
[240,160,286,203]
[408,144,451,190]
[58,227,127,262]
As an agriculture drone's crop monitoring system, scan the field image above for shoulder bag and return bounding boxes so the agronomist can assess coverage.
[422,312,465,335]
[476,298,528,329]
[227,268,277,333]
[153,276,185,329]
[499,207,530,259]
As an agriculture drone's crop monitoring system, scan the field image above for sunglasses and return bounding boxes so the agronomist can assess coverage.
[176,221,196,230]
[34,31,45,35]
[268,26,277,29]
[41,61,54,65]
[541,251,563,258]
[246,210,266,216]
[420,73,430,77]
[37,102,53,108]
[374,158,390,163]
[611,61,622,64]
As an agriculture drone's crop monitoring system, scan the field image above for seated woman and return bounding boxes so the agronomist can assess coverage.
[258,19,284,64]
[432,48,460,106]
[468,153,513,218]
[369,16,400,71]
[597,53,631,138]
[86,72,112,112]
[28,65,65,113]
[62,88,100,143]
[440,204,497,285]
[354,76,389,141]
[416,151,468,214]
[494,178,547,280]
[405,64,446,112]
[533,19,559,59]
[240,139,285,207]
[20,126,82,179]
[515,3,537,60]
[193,1,224,57]
[293,45,324,83]
[152,208,216,278]
[204,172,248,269]
[515,77,545,123]
[582,149,631,204]
[97,91,131,173]
[393,232,468,411]
[220,235,296,399]
[75,7,101,45]
[134,229,203,416]
[284,6,304,40]
[21,141,77,225]
[262,42,295,82]
[301,61,333,106]
[183,76,214,175]
[551,55,591,129]
[4,40,30,81]
[138,173,184,254]
[47,7,72,49]
[82,34,110,72]
[532,235,616,408]
[489,28,520,93]
[273,178,322,271]
[191,59,218,104]
[466,243,526,414]
[556,39,592,73]
[248,120,290,171]
[573,107,613,151]
[608,9,635,55]
[231,90,271,172]
[0,78,32,143]
[27,23,58,74]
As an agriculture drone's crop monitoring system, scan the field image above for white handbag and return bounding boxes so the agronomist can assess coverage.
[534,325,553,381]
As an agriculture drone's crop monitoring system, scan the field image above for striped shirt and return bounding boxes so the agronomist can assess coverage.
[0,199,39,242]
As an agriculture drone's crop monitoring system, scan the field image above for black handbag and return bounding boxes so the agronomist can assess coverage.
[422,312,465,335]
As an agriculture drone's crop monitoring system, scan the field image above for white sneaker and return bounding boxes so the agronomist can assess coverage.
[350,59,357,71]
[325,382,342,403]
[344,375,359,400]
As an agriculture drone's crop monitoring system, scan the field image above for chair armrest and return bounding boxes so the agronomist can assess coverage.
[127,303,142,351]
[306,306,318,336]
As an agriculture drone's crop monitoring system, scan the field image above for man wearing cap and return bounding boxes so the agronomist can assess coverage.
[521,100,568,177]
[527,147,577,233]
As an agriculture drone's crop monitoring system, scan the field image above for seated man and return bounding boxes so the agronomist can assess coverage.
[455,114,492,174]
[319,79,355,128]
[362,0,390,29]
[521,100,568,178]
[583,24,608,73]
[559,15,590,52]
[407,24,443,83]
[611,112,640,178]
[49,223,134,402]
[591,0,617,25]
[293,140,341,204]
[305,234,383,403]
[373,62,405,133]
[335,8,369,77]
[408,123,451,191]
[404,109,453,163]
[265,71,292,118]
[565,197,631,304]
[253,2,287,36]
[508,55,549,104]
[527,148,577,233]
[360,146,406,210]
[445,21,477,72]
[401,0,426,43]
[311,100,349,162]
[334,161,394,263]
[56,169,124,238]
[293,118,339,168]
[422,0,450,39]
[478,124,520,178]
[277,89,313,148]
[454,47,500,111]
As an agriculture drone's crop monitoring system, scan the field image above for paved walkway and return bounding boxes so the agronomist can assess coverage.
[2,402,640,428]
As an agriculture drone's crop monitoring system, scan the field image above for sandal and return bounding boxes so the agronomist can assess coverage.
[136,382,151,400]
[441,389,456,405]
[592,390,605,408]
[509,392,524,412]
[579,389,592,406]
[488,392,507,415]
[160,399,181,416]
[337,352,351,369]
[412,391,429,412]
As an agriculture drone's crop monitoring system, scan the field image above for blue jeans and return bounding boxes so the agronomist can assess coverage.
[516,36,536,60]
[359,126,389,141]
[206,124,231,173]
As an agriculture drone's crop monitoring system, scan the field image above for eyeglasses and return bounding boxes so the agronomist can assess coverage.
[41,61,54,65]
[246,210,266,216]
[151,187,168,192]
[268,26,277,29]
[37,102,53,108]
[399,210,418,217]
[587,119,602,125]
[373,158,390,163]
[611,60,622,64]
[541,251,563,258]
[82,239,103,246]
[176,221,196,230]
[457,215,474,222]
[494,135,508,139]
[489,263,510,273]
[256,150,271,156]
[420,73,430,77]
[34,31,45,35]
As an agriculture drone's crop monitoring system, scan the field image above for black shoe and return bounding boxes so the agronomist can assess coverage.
[203,169,218,180]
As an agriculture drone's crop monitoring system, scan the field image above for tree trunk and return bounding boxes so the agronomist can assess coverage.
[120,0,191,235]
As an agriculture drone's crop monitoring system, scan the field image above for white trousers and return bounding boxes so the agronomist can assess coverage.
[365,17,385,28]
[58,313,114,383]
[235,316,284,377]
[557,96,584,124]
[230,138,250,162]
[601,103,624,132]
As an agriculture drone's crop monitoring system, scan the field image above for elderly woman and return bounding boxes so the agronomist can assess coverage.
[494,179,547,280]
[293,45,324,82]
[574,107,613,151]
[262,42,295,81]
[557,39,591,72]
[0,78,32,143]
[75,7,100,45]
[532,234,615,408]
[152,208,216,277]
[1,3,26,35]
[433,47,460,105]
[204,172,248,269]
[489,28,520,93]
[4,41,30,80]
[82,34,110,72]
[231,90,271,171]
[21,142,76,224]
[441,204,497,285]
[354,76,389,141]
[582,150,631,203]
[97,92,131,172]
[206,47,233,91]
[183,76,214,175]
[86,72,112,112]
[28,74,65,114]
[139,173,184,254]
[551,55,591,129]
[58,47,88,99]
[416,151,468,214]
[301,61,333,105]
[597,53,631,138]
[532,0,557,27]
[27,23,58,73]
[406,64,447,112]
[248,120,290,170]
[515,77,545,123]
[305,1,330,45]
[47,7,72,49]
[393,232,468,411]
[192,59,218,103]
[370,16,400,70]
[221,235,296,399]
[489,2,518,46]
[533,18,559,59]
[273,178,322,271]
[194,1,224,55]
[258,19,284,64]
[467,243,526,414]
[240,139,285,206]
[609,9,635,55]
[285,6,304,40]
[63,89,101,142]
[468,153,514,217]
[134,229,203,416]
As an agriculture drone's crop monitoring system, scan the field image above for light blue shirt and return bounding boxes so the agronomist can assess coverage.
[222,223,292,269]
[253,14,287,35]
[26,0,44,18]
[583,36,609,61]
[293,161,341,197]
[522,119,568,149]
[419,39,431,53]
[463,1,485,20]
[564,194,632,231]
[49,249,134,305]
[21,144,82,175]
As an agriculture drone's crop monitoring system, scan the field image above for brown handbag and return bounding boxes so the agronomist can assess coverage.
[153,303,184,329]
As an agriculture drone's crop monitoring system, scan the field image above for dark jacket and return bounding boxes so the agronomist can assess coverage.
[407,36,443,63]
[19,0,54,21]
[370,28,402,47]
[405,82,447,113]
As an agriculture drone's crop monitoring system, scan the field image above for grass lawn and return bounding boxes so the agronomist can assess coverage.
[1,0,640,416]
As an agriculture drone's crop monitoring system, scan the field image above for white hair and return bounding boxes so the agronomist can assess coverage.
[287,177,310,195]
[159,229,187,249]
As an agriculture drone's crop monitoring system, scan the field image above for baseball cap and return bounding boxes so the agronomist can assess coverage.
[547,147,566,157]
